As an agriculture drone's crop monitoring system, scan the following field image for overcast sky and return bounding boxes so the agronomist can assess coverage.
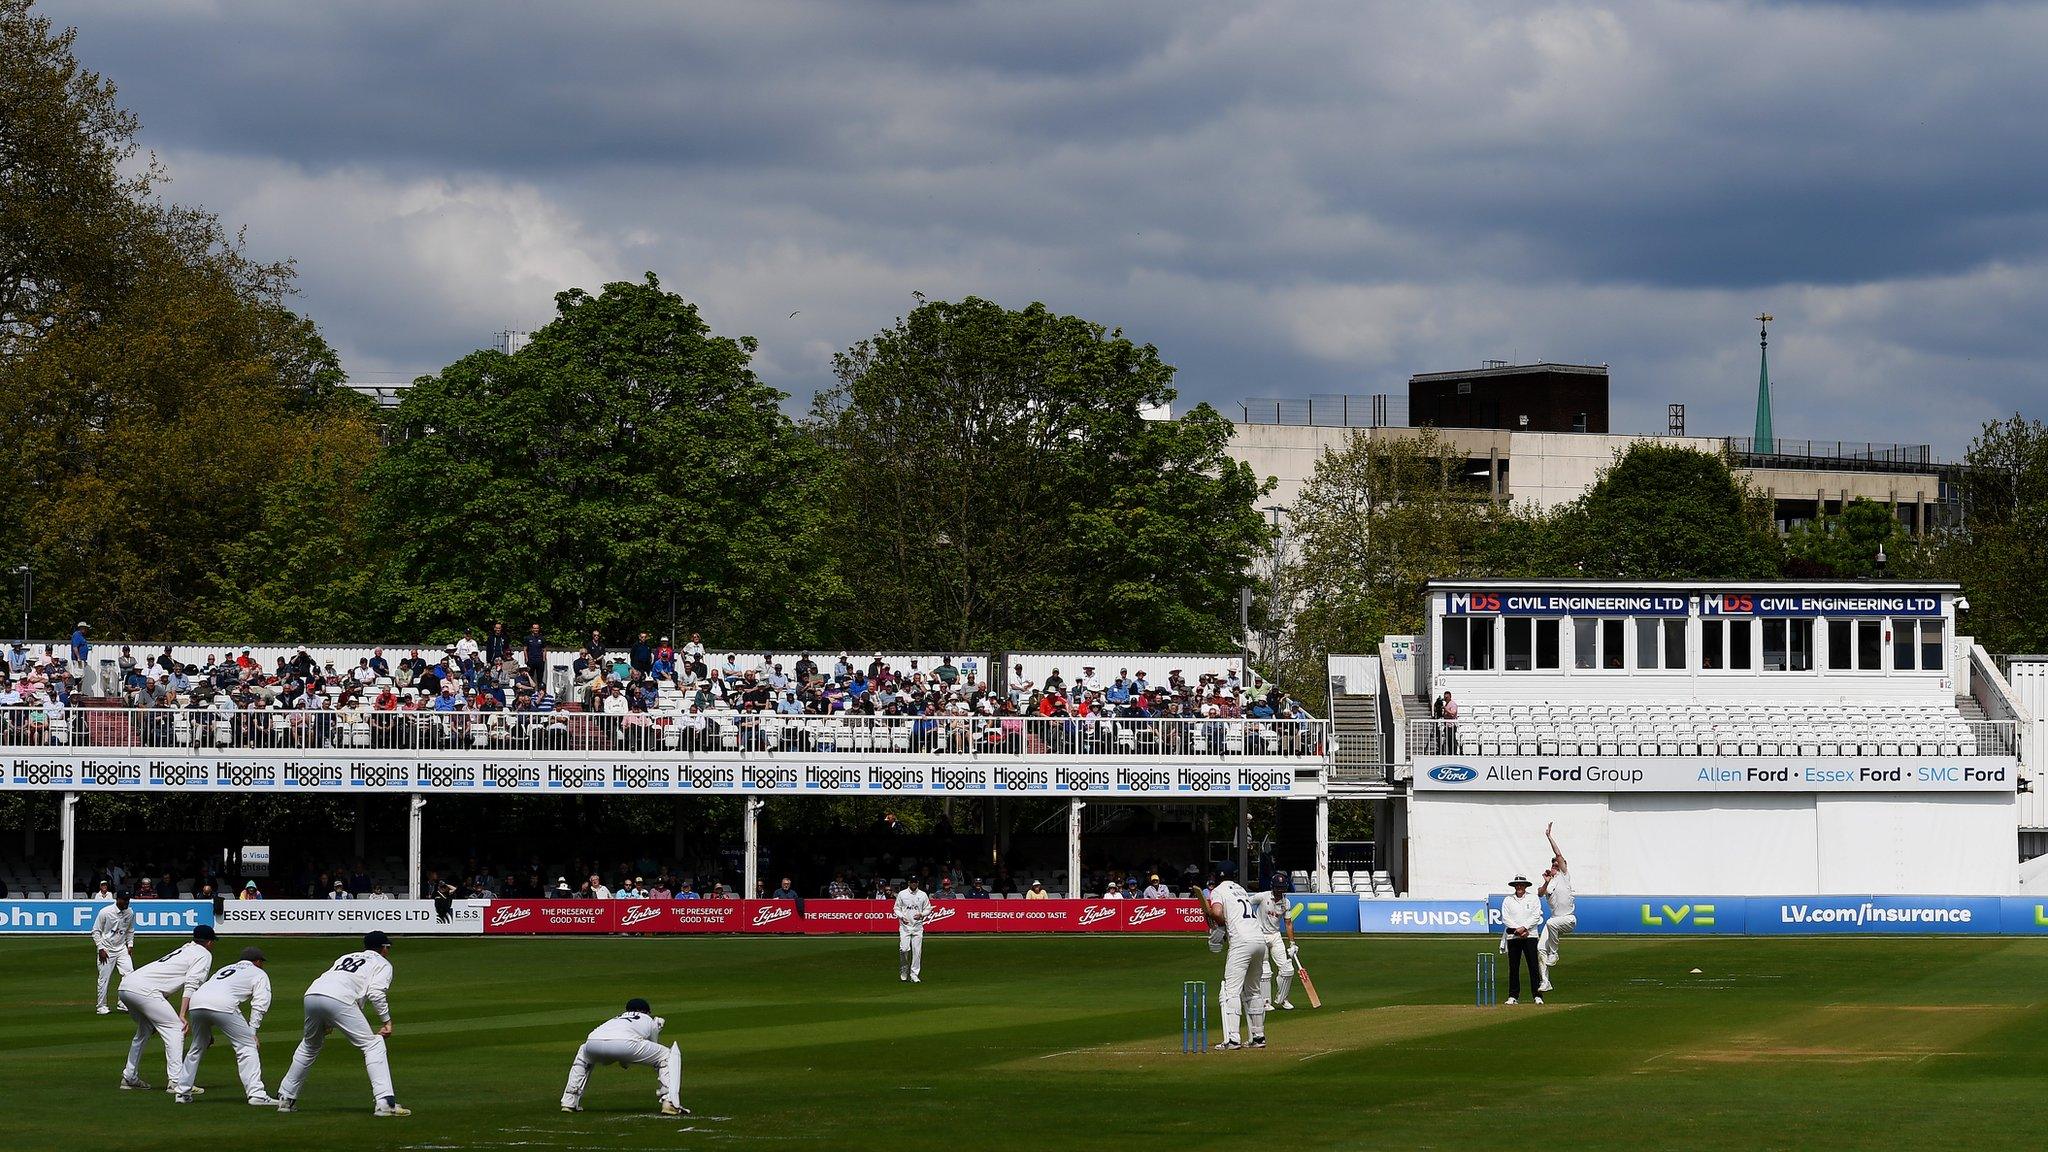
[49,0,2048,453]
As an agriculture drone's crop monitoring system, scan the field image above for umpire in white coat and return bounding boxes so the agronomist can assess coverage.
[560,998,687,1116]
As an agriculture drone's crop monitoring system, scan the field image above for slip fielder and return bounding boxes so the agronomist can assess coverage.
[92,890,135,1015]
[182,946,277,1106]
[560,998,687,1116]
[894,876,932,983]
[117,924,215,1099]
[276,931,410,1117]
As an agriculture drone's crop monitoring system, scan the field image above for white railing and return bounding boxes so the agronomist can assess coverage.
[1406,717,2019,758]
[0,706,1329,761]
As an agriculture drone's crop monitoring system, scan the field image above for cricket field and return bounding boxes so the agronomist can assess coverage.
[2,934,2044,1151]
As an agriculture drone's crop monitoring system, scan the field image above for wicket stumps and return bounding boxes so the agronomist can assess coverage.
[1181,980,1209,1052]
[1474,952,1497,1006]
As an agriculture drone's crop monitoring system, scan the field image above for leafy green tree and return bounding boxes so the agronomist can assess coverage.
[179,414,387,641]
[367,274,830,644]
[1783,498,1913,579]
[1930,415,2048,653]
[809,296,1268,652]
[1275,428,1516,706]
[1547,443,1781,580]
[0,0,374,638]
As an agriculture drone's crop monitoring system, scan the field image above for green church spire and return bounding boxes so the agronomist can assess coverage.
[1753,312,1774,453]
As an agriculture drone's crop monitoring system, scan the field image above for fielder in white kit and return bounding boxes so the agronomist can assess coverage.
[559,998,687,1116]
[118,924,215,1097]
[1256,874,1299,1012]
[277,931,410,1116]
[1537,822,1575,995]
[182,946,277,1106]
[92,891,135,1014]
[1201,874,1268,1050]
[894,876,932,983]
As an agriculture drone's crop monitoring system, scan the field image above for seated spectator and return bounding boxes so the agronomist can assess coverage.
[826,874,854,899]
[1025,879,1049,900]
[1142,874,1173,899]
[967,879,991,899]
[771,877,799,900]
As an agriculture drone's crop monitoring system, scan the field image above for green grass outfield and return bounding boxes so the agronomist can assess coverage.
[4,934,2046,1151]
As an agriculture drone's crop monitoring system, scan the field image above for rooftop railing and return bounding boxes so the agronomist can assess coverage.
[0,706,1329,761]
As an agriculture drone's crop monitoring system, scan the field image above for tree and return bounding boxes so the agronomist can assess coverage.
[809,296,1268,652]
[1783,498,1913,579]
[1929,415,2048,653]
[366,274,830,644]
[179,414,387,641]
[1275,428,1518,706]
[0,0,374,638]
[1547,443,1781,580]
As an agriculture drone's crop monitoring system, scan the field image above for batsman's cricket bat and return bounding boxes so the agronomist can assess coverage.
[1296,962,1323,1008]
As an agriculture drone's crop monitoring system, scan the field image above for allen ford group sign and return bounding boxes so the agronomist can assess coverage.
[1413,756,2016,793]
[0,899,214,934]
[1,753,1296,797]
[214,899,486,935]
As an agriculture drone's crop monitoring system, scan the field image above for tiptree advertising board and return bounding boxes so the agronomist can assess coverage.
[0,899,214,934]
[214,899,486,935]
[1413,756,2016,792]
[0,753,1295,797]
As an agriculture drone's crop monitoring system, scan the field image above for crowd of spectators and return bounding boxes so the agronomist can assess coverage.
[3,623,1318,755]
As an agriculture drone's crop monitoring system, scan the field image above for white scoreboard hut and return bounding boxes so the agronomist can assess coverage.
[1404,580,2020,898]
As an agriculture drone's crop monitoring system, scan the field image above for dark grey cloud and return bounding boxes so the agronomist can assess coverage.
[46,0,2048,454]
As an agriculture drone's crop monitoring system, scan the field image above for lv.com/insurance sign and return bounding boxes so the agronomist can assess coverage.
[1414,756,2015,793]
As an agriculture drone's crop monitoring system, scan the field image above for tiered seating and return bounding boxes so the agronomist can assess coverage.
[1323,868,1396,897]
[1450,699,1984,757]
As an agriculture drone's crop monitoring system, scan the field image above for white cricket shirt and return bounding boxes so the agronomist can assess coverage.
[123,941,212,997]
[92,904,134,951]
[1547,872,1576,918]
[190,961,274,1028]
[587,1011,664,1044]
[1256,892,1290,935]
[894,888,932,926]
[306,949,394,1021]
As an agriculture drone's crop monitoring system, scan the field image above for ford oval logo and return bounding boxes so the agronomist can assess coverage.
[1428,765,1478,783]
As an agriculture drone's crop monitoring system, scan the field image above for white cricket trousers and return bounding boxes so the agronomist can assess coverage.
[119,988,190,1089]
[1539,914,1576,968]
[96,946,134,1006]
[1261,931,1296,1005]
[561,1039,680,1109]
[898,924,924,978]
[278,994,393,1107]
[1218,936,1268,1043]
[184,1007,268,1099]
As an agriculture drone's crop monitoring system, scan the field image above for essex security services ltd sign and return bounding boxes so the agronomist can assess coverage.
[1413,755,2015,793]
[1,752,1295,797]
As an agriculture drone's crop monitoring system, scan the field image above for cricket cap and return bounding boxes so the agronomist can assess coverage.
[626,998,651,1014]
[363,930,392,951]
[193,925,217,942]
[240,947,266,962]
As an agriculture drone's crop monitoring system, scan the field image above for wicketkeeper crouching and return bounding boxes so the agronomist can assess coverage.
[561,998,687,1116]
